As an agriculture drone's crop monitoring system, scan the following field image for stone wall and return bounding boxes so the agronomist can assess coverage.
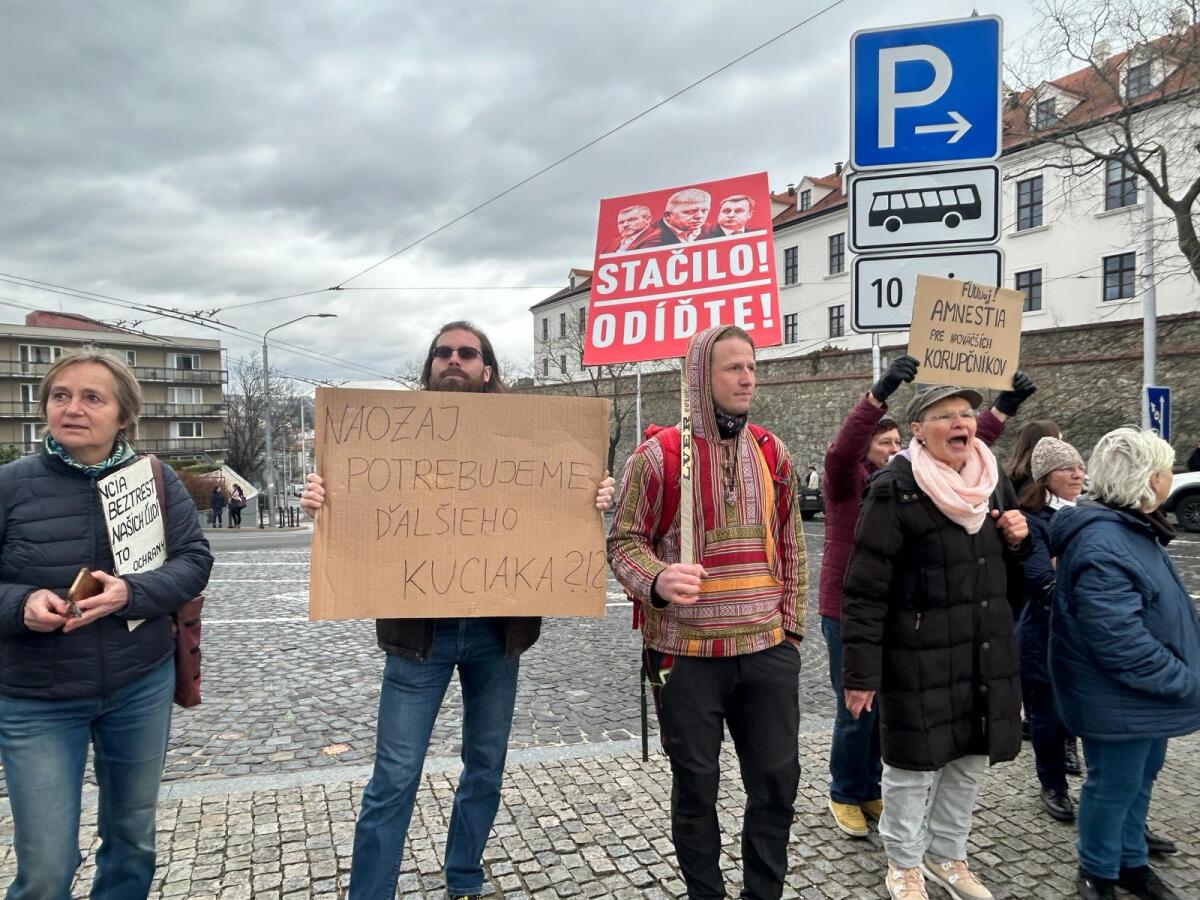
[524,312,1200,474]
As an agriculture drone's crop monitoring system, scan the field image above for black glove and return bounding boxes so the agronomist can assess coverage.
[870,354,919,404]
[994,370,1037,416]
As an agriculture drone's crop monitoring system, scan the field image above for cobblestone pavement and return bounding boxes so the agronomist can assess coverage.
[1,525,1198,897]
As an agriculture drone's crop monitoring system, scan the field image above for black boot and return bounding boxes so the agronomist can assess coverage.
[1145,828,1177,855]
[1064,738,1083,776]
[1077,869,1116,899]
[1117,865,1179,899]
[1040,786,1076,822]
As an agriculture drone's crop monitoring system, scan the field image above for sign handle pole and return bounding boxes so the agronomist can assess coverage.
[635,364,642,437]
[1141,190,1157,430]
[871,332,881,382]
[679,365,694,565]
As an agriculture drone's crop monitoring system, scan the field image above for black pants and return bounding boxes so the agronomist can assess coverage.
[653,642,801,900]
[1024,677,1070,791]
[229,507,242,527]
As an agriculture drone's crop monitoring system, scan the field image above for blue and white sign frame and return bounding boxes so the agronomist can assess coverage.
[851,15,1003,170]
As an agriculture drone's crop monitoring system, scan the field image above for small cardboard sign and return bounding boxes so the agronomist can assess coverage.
[98,458,166,576]
[906,274,1023,390]
[309,388,611,621]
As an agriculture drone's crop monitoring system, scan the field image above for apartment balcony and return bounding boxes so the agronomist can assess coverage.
[8,437,228,457]
[0,359,227,385]
[0,402,228,419]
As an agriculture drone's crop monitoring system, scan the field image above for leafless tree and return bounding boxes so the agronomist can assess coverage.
[224,352,302,481]
[1008,1,1200,282]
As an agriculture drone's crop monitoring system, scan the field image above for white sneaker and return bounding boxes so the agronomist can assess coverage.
[921,856,994,900]
[887,862,930,900]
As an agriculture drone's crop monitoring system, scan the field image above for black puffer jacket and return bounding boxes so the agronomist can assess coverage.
[0,450,213,700]
[841,454,1027,770]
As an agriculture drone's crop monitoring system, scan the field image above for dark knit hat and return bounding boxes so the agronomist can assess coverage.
[1031,436,1085,482]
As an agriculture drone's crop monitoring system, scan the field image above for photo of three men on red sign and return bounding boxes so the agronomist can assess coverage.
[584,172,783,366]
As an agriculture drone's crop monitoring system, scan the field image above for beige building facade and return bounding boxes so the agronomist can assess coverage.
[0,312,227,459]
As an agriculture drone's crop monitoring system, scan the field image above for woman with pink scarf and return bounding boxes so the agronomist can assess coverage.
[841,385,1029,900]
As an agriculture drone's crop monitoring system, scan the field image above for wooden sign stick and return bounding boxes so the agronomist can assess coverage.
[679,366,694,564]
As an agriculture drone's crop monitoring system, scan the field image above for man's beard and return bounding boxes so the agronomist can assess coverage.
[429,368,487,393]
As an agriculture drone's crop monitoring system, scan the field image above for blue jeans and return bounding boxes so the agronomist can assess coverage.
[822,616,882,804]
[1077,737,1168,879]
[349,619,520,899]
[0,656,174,900]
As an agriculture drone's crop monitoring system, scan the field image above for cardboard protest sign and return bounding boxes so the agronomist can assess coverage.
[906,275,1023,390]
[583,172,781,365]
[309,388,611,621]
[98,458,166,576]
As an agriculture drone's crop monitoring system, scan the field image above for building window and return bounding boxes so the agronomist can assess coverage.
[21,423,38,447]
[541,318,548,342]
[1035,97,1058,130]
[828,305,845,338]
[1016,176,1043,230]
[125,350,137,367]
[1125,61,1152,100]
[168,387,203,405]
[18,344,61,374]
[828,234,845,275]
[799,189,811,211]
[560,354,567,374]
[173,421,203,439]
[167,353,200,370]
[578,307,586,333]
[783,247,798,285]
[19,384,37,413]
[559,312,566,338]
[1105,158,1138,210]
[542,358,549,377]
[1103,252,1136,301]
[1015,269,1043,312]
[783,313,798,344]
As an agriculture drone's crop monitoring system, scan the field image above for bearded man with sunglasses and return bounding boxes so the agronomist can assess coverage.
[301,321,614,900]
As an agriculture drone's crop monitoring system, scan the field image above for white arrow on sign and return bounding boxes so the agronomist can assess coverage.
[914,110,971,143]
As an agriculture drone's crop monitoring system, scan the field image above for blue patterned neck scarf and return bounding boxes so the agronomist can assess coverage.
[44,433,136,477]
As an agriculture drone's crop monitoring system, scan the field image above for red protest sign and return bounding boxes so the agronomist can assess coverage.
[582,172,782,366]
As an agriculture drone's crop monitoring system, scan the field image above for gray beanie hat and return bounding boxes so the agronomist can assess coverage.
[1031,436,1084,482]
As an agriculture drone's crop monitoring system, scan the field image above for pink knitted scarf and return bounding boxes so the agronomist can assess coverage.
[909,436,998,534]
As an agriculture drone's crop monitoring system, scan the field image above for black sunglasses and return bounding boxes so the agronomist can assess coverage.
[432,345,482,361]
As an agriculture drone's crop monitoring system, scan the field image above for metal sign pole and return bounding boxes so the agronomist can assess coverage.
[679,366,694,564]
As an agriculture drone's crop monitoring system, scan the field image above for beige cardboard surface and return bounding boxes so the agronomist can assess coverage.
[309,388,611,620]
[906,275,1024,391]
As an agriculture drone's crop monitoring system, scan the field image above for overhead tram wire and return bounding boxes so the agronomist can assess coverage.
[0,273,401,383]
[316,0,853,292]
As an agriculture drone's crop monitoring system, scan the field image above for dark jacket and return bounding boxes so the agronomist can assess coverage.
[0,451,213,700]
[1189,445,1200,472]
[376,616,540,662]
[210,489,225,511]
[1016,505,1056,684]
[819,396,1004,619]
[841,453,1027,770]
[1049,501,1200,741]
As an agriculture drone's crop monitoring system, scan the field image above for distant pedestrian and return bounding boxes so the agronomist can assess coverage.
[806,465,820,490]
[228,484,246,528]
[1049,428,1199,900]
[819,355,1029,842]
[1188,441,1200,472]
[841,385,1029,900]
[209,485,225,528]
[1016,437,1086,824]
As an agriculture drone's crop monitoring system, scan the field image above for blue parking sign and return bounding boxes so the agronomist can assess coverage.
[852,15,1002,170]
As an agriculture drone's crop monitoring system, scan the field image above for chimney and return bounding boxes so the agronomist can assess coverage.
[834,161,844,176]
[1006,91,1021,109]
[787,183,796,196]
[1091,39,1111,65]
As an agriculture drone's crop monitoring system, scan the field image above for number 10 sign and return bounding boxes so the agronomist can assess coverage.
[851,248,1004,332]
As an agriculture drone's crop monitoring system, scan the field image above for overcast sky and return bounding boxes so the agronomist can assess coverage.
[0,1,1044,386]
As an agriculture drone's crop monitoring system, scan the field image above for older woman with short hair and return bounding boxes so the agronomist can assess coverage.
[1050,428,1199,900]
[0,348,212,899]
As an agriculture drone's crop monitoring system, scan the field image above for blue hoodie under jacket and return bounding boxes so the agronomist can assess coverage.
[1048,500,1200,741]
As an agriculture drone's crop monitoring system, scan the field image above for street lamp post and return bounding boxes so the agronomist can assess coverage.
[263,314,336,526]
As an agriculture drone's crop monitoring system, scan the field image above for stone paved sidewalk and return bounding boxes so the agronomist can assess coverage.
[2,729,1196,899]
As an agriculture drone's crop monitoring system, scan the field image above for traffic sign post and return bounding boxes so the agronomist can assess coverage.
[1146,385,1171,442]
[849,14,1005,336]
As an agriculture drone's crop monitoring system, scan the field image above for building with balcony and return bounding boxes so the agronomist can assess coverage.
[0,311,228,459]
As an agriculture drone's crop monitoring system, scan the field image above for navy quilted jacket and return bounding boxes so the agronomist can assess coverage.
[0,450,213,700]
[1049,501,1200,740]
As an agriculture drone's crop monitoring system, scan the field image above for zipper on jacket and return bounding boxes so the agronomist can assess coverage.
[91,476,109,697]
[915,612,923,631]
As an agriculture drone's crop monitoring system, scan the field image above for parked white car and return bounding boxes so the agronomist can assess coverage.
[1164,471,1200,534]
